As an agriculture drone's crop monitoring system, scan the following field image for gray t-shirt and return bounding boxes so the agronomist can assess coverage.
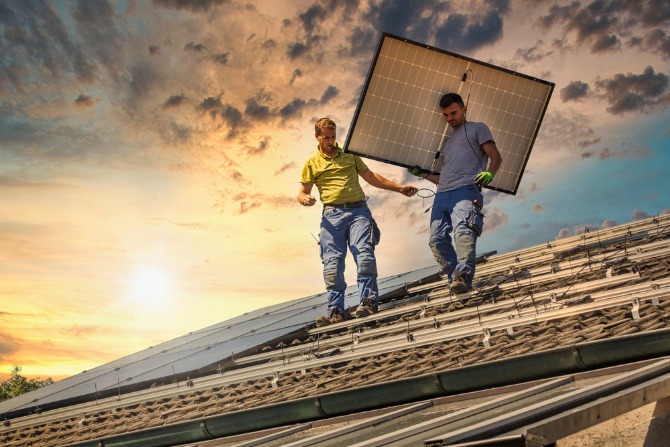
[437,121,494,192]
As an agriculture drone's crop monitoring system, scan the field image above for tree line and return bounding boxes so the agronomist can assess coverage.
[0,366,53,402]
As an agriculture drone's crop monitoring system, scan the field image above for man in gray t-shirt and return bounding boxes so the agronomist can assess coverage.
[409,93,502,295]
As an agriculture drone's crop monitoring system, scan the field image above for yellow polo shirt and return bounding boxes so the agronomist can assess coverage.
[300,146,368,204]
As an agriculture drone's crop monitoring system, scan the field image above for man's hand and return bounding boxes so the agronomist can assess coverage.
[474,171,494,186]
[300,194,317,206]
[407,165,428,177]
[398,185,418,197]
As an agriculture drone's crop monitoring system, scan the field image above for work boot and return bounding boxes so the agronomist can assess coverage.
[316,314,344,327]
[450,276,470,295]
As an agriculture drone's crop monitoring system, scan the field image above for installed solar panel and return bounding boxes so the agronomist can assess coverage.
[344,33,554,195]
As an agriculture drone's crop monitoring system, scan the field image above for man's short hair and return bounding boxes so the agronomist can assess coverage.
[315,117,336,135]
[439,93,465,109]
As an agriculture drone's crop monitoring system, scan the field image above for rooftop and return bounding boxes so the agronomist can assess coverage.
[2,213,670,447]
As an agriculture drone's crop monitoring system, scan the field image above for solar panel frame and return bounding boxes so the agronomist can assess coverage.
[344,33,554,195]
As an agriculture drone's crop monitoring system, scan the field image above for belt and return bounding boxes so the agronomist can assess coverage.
[324,201,367,209]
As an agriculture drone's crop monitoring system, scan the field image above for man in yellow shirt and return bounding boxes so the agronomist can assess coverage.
[299,118,418,326]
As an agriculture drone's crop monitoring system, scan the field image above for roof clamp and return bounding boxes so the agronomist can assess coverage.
[353,333,360,345]
[433,318,441,329]
[420,305,427,319]
[482,328,492,349]
[631,297,641,320]
[406,331,415,342]
[271,371,279,389]
[606,267,613,278]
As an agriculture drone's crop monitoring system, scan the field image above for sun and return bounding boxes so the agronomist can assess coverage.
[130,266,172,306]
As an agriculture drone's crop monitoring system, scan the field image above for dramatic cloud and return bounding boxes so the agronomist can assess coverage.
[435,10,504,53]
[536,0,665,54]
[560,81,590,102]
[244,98,272,121]
[631,29,670,61]
[0,1,95,90]
[594,66,670,114]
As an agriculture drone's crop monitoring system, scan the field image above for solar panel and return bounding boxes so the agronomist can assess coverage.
[344,33,554,195]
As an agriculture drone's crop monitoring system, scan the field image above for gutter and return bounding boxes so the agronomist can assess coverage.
[64,327,670,447]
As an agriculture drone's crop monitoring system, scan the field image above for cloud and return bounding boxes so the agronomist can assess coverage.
[0,331,22,359]
[560,81,590,102]
[244,97,272,121]
[630,29,670,61]
[74,94,97,109]
[160,121,192,145]
[593,66,670,114]
[483,206,508,232]
[149,44,161,55]
[163,94,187,108]
[631,209,653,221]
[184,41,206,52]
[536,109,600,154]
[515,41,553,63]
[298,3,327,33]
[275,161,297,176]
[210,52,229,65]
[435,10,504,53]
[320,85,340,104]
[243,136,271,157]
[535,0,670,59]
[152,0,230,13]
[532,204,545,212]
[595,146,651,160]
[0,1,96,91]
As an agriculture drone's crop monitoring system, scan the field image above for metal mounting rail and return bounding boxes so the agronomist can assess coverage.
[234,272,641,367]
[226,278,670,382]
[409,237,670,297]
[423,359,670,446]
[407,217,670,295]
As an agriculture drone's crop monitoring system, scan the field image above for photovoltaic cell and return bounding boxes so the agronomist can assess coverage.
[344,33,554,195]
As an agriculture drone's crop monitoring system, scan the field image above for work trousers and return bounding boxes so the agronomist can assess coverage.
[428,184,484,287]
[320,206,379,318]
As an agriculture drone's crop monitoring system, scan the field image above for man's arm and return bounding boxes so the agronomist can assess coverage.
[298,182,317,206]
[359,168,418,197]
[482,141,502,175]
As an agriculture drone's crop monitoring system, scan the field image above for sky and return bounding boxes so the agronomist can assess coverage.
[1,0,669,382]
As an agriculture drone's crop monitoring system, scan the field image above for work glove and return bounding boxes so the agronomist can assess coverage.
[408,165,428,177]
[474,171,494,186]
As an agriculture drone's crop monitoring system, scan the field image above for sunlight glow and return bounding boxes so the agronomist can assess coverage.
[130,266,172,307]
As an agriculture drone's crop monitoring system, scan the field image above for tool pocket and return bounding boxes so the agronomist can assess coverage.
[369,219,381,246]
[467,200,484,237]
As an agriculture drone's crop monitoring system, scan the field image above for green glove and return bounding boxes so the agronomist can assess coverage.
[474,171,494,186]
[408,165,427,177]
